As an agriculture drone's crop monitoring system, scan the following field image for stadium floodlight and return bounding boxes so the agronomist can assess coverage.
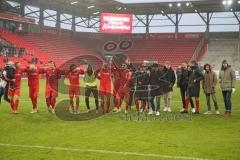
[70,1,78,5]
[177,3,181,7]
[186,2,190,7]
[227,0,232,5]
[93,11,99,15]
[238,0,240,4]
[222,0,227,5]
[88,5,95,9]
[169,3,172,7]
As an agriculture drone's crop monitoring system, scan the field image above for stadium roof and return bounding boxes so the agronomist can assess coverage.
[7,0,240,17]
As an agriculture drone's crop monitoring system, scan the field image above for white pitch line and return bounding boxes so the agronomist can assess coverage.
[0,143,209,160]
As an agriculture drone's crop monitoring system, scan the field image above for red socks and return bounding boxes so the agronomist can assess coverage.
[10,99,15,111]
[51,97,56,109]
[135,100,139,112]
[46,98,51,108]
[15,99,19,111]
[142,100,147,112]
[196,99,200,113]
[31,98,37,110]
[185,97,189,112]
[46,97,56,109]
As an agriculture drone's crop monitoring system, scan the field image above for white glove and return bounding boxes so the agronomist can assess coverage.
[232,88,236,94]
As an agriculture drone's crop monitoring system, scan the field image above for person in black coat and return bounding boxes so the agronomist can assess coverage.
[148,63,163,116]
[184,61,204,114]
[0,62,14,104]
[127,62,136,109]
[177,62,194,113]
[161,61,176,112]
[134,65,149,112]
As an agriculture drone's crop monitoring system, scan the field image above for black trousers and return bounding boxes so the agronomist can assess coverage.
[180,85,194,108]
[85,86,99,110]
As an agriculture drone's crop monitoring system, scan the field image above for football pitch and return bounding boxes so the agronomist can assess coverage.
[0,79,239,160]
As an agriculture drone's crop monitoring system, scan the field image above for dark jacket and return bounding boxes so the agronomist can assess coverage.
[177,68,189,88]
[161,67,176,92]
[187,66,204,97]
[149,69,163,97]
[135,71,149,100]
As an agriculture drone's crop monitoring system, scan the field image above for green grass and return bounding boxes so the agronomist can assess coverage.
[0,80,239,160]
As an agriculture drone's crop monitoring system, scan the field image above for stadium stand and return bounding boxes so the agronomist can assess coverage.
[200,39,239,70]
[0,28,207,69]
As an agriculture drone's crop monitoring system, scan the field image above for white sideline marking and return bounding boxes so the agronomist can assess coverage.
[0,143,209,160]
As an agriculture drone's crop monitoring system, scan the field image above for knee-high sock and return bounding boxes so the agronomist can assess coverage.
[15,99,19,111]
[51,97,56,109]
[95,98,99,110]
[46,98,51,108]
[135,100,139,112]
[32,98,37,110]
[125,98,129,111]
[10,99,15,111]
[142,100,147,112]
[76,97,79,111]
[196,98,200,112]
[116,98,122,109]
[185,96,189,112]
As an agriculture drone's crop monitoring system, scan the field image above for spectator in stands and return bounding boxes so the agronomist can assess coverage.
[182,61,204,114]
[219,60,236,117]
[162,61,176,112]
[148,63,163,116]
[202,64,219,115]
[178,62,194,113]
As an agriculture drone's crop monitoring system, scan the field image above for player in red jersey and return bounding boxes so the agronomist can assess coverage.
[111,66,121,106]
[25,64,45,113]
[67,64,84,114]
[45,61,63,113]
[96,63,111,113]
[7,62,26,113]
[114,63,132,113]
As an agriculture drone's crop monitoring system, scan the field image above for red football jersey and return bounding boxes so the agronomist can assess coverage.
[14,67,26,88]
[99,69,111,87]
[119,69,132,88]
[26,68,44,87]
[45,68,61,90]
[68,69,84,86]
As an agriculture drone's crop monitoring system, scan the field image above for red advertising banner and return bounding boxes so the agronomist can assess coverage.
[100,13,132,33]
[0,12,35,24]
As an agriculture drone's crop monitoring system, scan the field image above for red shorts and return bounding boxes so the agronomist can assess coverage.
[29,87,39,99]
[99,85,111,97]
[113,83,120,97]
[8,87,20,97]
[116,87,130,100]
[69,86,80,98]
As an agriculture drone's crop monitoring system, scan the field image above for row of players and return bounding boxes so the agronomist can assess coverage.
[0,59,236,117]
